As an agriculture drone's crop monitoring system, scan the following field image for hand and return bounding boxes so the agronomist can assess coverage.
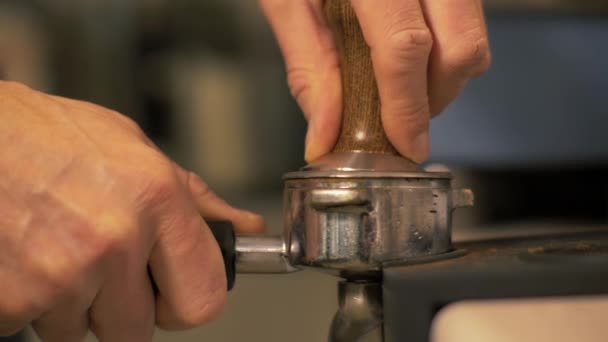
[260,0,491,162]
[0,81,264,341]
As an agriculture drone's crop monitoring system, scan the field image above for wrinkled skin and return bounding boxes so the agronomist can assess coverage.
[260,0,491,162]
[0,0,491,340]
[0,81,264,341]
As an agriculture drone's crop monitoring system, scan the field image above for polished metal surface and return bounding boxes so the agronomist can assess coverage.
[232,183,471,277]
[329,281,383,342]
[235,235,300,273]
[301,152,419,172]
[286,152,450,179]
[284,176,473,278]
[233,153,473,280]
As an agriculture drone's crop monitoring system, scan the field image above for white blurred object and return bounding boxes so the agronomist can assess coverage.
[423,163,451,173]
[432,296,608,342]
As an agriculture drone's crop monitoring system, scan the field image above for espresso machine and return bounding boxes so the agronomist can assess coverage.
[3,0,608,341]
[207,1,608,341]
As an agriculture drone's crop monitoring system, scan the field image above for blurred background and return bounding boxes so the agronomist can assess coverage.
[1,0,607,341]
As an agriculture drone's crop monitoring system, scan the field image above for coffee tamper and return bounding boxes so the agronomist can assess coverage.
[209,1,473,340]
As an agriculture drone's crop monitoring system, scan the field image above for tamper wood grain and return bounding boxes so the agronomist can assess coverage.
[325,0,397,155]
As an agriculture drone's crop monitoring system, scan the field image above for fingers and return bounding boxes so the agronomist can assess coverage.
[88,260,155,342]
[421,0,491,115]
[259,0,342,161]
[145,169,227,330]
[351,0,433,162]
[173,165,265,234]
[258,0,490,164]
[32,296,90,342]
[0,279,32,337]
[1,251,90,339]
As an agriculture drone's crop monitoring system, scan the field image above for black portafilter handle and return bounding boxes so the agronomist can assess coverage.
[207,221,236,291]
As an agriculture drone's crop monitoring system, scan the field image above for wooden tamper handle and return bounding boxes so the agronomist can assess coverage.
[325,0,397,155]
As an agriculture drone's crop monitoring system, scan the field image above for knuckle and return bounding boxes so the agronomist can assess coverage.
[444,31,492,78]
[135,157,179,206]
[20,224,125,299]
[286,66,313,105]
[186,171,210,199]
[90,213,137,258]
[115,113,146,136]
[0,297,35,335]
[470,38,492,76]
[23,243,85,297]
[383,27,434,59]
[144,172,177,205]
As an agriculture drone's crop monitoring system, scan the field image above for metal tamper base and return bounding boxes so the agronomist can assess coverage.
[283,151,472,280]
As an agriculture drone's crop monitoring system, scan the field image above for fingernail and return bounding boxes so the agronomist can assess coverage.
[244,210,263,222]
[304,121,319,162]
[410,131,430,163]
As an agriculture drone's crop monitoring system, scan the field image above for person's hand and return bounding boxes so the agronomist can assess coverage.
[260,0,491,162]
[0,81,264,341]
